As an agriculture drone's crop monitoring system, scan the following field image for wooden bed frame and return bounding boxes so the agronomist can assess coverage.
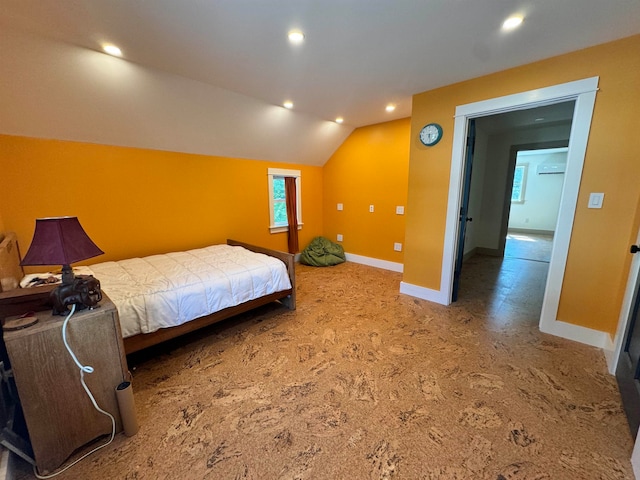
[0,233,296,354]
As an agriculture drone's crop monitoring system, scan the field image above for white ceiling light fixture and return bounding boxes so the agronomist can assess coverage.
[283,101,294,109]
[385,104,396,112]
[102,44,122,57]
[335,117,344,124]
[288,30,305,44]
[502,15,524,31]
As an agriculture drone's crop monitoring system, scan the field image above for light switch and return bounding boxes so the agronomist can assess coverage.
[588,192,604,209]
[337,203,343,211]
[396,206,405,215]
[394,243,402,252]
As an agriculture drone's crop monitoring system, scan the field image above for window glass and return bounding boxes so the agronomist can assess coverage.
[273,177,287,225]
[511,164,527,203]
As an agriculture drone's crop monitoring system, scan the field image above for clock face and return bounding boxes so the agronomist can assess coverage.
[419,123,443,146]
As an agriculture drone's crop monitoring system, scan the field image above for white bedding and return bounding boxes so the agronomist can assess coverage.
[84,244,292,338]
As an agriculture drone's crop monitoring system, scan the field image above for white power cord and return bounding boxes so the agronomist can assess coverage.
[33,304,116,479]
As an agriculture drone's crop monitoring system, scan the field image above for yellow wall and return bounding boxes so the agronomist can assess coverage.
[0,135,323,267]
[405,35,640,335]
[323,118,410,262]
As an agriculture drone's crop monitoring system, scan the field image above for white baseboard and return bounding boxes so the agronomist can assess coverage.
[345,253,403,273]
[399,281,448,305]
[540,318,611,349]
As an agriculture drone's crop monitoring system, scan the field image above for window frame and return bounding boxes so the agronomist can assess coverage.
[268,168,302,233]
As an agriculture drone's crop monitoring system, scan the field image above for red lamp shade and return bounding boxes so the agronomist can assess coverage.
[21,217,104,267]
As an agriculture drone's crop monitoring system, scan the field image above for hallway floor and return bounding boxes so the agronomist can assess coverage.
[457,232,554,329]
[504,232,554,263]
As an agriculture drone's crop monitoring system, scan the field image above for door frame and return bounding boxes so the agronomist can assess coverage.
[441,76,605,347]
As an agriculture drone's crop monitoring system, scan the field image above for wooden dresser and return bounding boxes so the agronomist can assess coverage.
[3,295,128,475]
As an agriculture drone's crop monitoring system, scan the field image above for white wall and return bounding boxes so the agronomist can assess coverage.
[508,149,567,232]
[0,26,352,166]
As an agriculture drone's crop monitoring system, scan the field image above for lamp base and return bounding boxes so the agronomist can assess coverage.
[50,275,103,316]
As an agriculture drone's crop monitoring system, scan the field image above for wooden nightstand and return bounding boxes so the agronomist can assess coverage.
[3,295,128,475]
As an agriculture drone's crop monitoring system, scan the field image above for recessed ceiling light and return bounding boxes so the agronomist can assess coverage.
[283,101,294,109]
[103,44,122,57]
[288,31,305,44]
[385,104,396,113]
[502,15,524,31]
[335,117,344,124]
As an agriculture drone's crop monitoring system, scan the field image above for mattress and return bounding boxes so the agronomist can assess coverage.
[82,244,292,338]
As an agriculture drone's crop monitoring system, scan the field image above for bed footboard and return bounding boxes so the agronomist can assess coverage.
[226,239,296,310]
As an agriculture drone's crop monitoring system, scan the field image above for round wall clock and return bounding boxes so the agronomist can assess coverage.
[419,123,443,146]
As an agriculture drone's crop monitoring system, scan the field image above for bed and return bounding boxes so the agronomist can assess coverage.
[0,232,296,354]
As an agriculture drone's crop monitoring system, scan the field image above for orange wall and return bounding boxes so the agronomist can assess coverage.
[323,118,410,262]
[0,135,323,267]
[405,35,640,335]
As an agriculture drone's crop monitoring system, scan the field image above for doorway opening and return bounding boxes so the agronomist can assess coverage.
[452,103,573,302]
[452,105,573,322]
[440,77,603,347]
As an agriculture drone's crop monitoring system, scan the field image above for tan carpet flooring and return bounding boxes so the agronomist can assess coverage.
[13,258,635,479]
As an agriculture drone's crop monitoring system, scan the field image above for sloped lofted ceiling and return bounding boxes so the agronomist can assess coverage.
[1,1,639,166]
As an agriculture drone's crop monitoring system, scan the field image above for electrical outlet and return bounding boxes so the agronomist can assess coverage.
[337,203,343,211]
[394,243,402,252]
[369,205,374,213]
[396,206,405,215]
[337,234,343,241]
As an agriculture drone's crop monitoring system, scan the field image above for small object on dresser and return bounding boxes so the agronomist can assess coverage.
[3,312,38,331]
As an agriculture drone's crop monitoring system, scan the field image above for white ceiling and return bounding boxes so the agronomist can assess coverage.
[4,1,640,128]
[2,0,640,126]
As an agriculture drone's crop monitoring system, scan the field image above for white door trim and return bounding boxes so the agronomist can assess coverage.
[441,77,605,347]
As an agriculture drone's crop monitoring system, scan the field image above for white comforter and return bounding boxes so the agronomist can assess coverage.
[86,245,292,338]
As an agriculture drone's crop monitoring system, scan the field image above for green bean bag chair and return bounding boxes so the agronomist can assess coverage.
[300,236,346,267]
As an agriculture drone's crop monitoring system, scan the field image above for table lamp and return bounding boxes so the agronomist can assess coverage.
[21,217,104,315]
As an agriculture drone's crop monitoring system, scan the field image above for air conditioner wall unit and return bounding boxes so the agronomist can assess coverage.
[537,163,566,175]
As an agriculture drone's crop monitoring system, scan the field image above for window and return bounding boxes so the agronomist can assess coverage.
[511,164,527,203]
[268,168,302,233]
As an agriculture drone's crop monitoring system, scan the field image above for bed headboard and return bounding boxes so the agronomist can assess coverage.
[0,232,24,293]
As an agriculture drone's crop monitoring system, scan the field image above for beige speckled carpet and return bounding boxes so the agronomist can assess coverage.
[13,258,635,479]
